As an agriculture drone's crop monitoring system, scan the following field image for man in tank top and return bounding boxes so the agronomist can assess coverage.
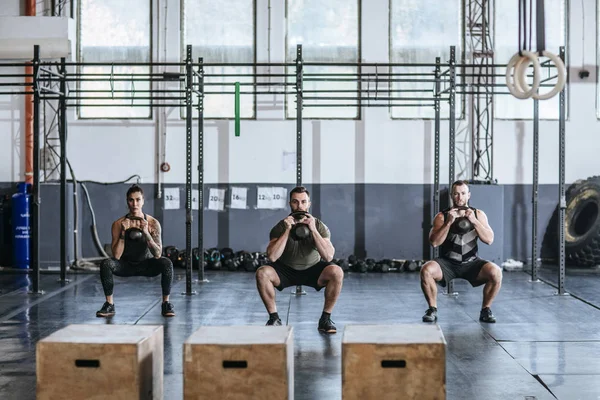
[420,180,503,323]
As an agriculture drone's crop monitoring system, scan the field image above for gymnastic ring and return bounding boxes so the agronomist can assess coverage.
[505,51,541,99]
[515,50,566,100]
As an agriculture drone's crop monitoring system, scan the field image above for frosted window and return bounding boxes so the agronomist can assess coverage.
[78,0,151,119]
[183,0,255,119]
[390,0,463,119]
[286,0,359,119]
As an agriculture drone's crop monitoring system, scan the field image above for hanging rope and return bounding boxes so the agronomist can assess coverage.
[505,0,565,100]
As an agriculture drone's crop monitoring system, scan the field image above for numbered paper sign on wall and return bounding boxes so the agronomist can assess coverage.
[257,187,287,209]
[164,187,180,210]
[230,187,248,209]
[208,188,226,211]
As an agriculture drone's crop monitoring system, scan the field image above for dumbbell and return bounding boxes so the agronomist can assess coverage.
[374,259,392,273]
[204,248,222,270]
[365,258,377,272]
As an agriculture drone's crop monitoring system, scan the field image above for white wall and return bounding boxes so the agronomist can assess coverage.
[0,0,598,185]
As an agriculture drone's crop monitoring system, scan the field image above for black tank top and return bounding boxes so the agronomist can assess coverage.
[439,207,479,264]
[120,214,153,263]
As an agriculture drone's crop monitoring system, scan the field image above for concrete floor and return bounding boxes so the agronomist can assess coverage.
[1,268,600,399]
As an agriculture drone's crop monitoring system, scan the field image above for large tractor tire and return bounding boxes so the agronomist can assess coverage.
[564,176,600,266]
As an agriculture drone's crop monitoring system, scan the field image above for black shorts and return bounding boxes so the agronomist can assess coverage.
[266,260,337,292]
[434,257,489,287]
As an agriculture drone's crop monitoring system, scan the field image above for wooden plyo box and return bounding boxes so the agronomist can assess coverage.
[342,324,446,400]
[184,326,294,400]
[36,324,164,400]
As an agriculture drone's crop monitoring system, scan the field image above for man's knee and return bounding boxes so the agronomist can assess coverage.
[485,263,502,284]
[256,265,275,282]
[420,261,441,281]
[323,264,343,282]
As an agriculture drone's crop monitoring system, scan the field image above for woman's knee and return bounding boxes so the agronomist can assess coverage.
[100,258,118,273]
[159,257,173,270]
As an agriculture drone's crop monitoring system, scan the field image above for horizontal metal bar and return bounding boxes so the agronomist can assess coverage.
[64,78,184,82]
[204,91,288,95]
[304,78,436,83]
[69,89,186,93]
[66,96,186,100]
[65,61,181,66]
[201,81,292,86]
[0,74,34,78]
[66,103,184,107]
[69,73,171,77]
[0,91,31,95]
[204,73,292,77]
[303,103,435,107]
[0,82,32,87]
[303,96,438,101]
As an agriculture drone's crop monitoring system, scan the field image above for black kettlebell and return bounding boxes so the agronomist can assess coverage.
[125,214,146,240]
[127,228,144,241]
[450,206,474,235]
[290,211,311,240]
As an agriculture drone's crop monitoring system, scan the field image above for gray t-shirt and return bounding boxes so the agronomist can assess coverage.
[269,218,331,270]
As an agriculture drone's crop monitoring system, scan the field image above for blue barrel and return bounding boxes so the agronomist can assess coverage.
[11,182,31,269]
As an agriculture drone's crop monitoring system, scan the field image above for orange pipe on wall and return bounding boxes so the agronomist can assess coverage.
[24,0,36,185]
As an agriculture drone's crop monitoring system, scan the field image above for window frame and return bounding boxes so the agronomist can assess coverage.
[284,0,362,120]
[76,0,154,120]
[388,0,465,121]
[180,0,257,120]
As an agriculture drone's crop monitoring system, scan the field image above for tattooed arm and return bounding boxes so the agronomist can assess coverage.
[142,217,163,258]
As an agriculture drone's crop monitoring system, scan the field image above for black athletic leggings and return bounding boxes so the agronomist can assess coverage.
[99,257,173,296]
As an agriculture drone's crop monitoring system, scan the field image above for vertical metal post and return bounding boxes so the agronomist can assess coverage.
[30,45,42,294]
[183,44,196,295]
[294,44,306,296]
[531,95,539,282]
[59,57,68,283]
[197,57,208,283]
[447,46,457,296]
[557,46,566,295]
[433,57,441,260]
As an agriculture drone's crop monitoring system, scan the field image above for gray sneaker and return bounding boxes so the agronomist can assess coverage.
[479,307,496,323]
[422,306,438,322]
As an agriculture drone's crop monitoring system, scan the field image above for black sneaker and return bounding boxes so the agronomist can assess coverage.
[318,317,336,334]
[96,302,115,317]
[266,316,282,326]
[479,307,496,323]
[422,306,438,322]
[161,301,175,317]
